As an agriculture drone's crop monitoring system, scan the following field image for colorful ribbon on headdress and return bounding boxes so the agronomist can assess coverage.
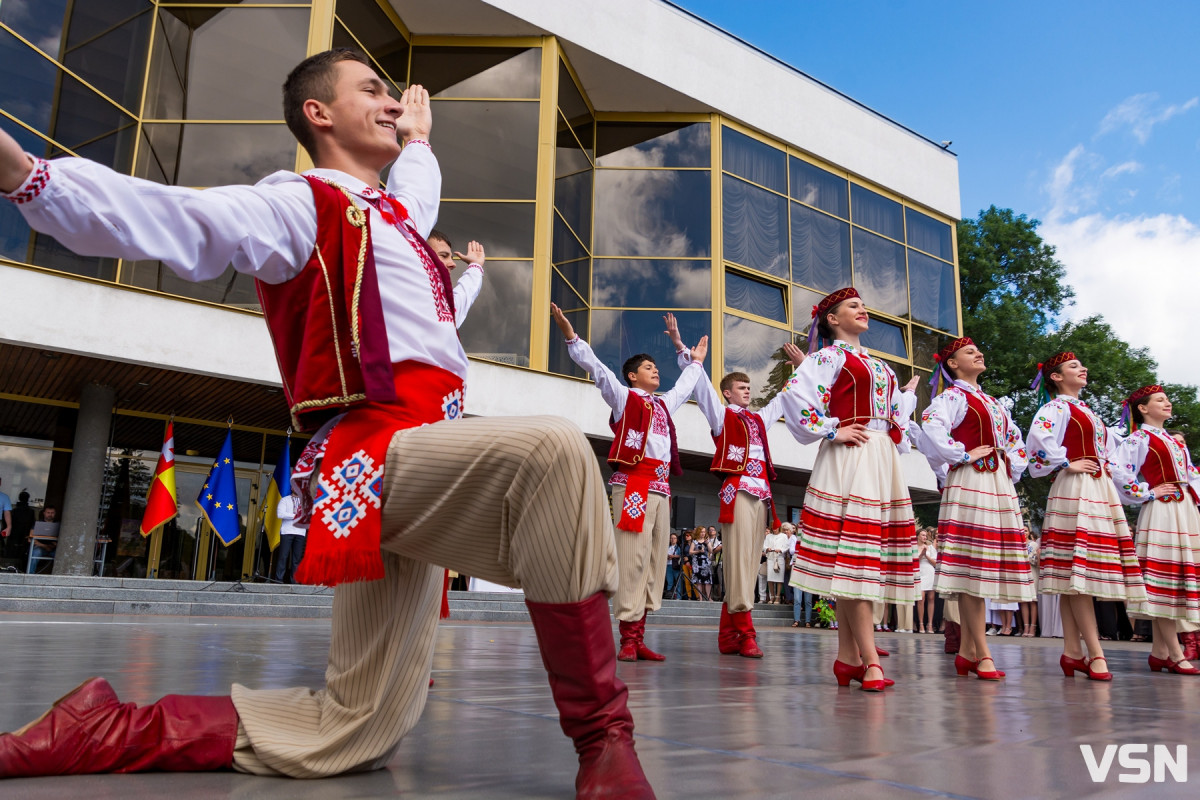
[1123,384,1164,435]
[929,336,974,396]
[807,287,860,354]
[1031,352,1075,406]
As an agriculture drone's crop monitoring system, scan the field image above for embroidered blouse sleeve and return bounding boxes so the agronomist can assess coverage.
[755,389,787,434]
[565,336,629,418]
[884,363,912,454]
[659,357,704,414]
[689,365,726,434]
[452,264,484,328]
[5,156,314,285]
[1001,405,1031,484]
[1187,446,1200,499]
[779,347,844,445]
[384,141,441,239]
[1026,400,1071,478]
[919,389,969,466]
[1104,429,1152,503]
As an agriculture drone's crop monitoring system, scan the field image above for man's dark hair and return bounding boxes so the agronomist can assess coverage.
[17,490,29,503]
[283,48,372,159]
[428,229,452,249]
[720,371,750,393]
[622,354,655,387]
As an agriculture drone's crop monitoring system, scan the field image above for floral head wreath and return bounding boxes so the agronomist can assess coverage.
[807,287,860,354]
[928,336,974,396]
[1030,351,1075,405]
[1120,384,1164,435]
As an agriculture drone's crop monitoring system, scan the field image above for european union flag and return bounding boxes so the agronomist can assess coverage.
[197,429,241,546]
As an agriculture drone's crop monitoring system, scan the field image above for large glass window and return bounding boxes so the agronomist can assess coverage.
[592,260,711,309]
[725,272,787,323]
[596,122,710,168]
[439,202,535,259]
[851,184,904,241]
[433,101,539,199]
[334,0,409,88]
[456,261,533,368]
[722,315,792,408]
[790,156,848,219]
[860,316,908,359]
[135,123,297,186]
[594,170,710,257]
[906,208,954,261]
[723,174,788,279]
[852,229,908,318]
[790,202,851,292]
[411,47,540,98]
[908,249,958,334]
[722,127,786,193]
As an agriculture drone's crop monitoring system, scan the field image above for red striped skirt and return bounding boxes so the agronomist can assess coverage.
[934,463,1035,602]
[1126,495,1200,623]
[1038,470,1147,601]
[789,431,917,603]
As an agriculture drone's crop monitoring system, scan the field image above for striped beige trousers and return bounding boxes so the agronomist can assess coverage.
[231,415,619,778]
[723,492,769,613]
[610,486,670,622]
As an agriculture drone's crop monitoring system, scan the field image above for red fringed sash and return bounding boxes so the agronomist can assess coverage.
[717,461,781,529]
[615,459,668,532]
[293,361,466,587]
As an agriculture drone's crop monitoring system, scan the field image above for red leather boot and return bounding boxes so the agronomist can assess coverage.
[944,621,961,654]
[1184,632,1200,663]
[0,677,237,777]
[735,611,764,658]
[633,615,666,662]
[718,603,741,655]
[617,619,639,662]
[526,593,656,800]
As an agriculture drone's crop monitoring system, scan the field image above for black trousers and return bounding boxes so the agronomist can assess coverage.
[273,534,308,584]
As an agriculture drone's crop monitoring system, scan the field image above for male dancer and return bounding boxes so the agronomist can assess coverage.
[0,49,653,799]
[550,304,706,662]
[687,347,805,657]
[427,229,486,328]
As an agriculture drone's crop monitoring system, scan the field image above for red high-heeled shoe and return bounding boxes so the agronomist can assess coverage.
[833,659,867,686]
[973,657,1004,680]
[1148,654,1173,672]
[954,654,977,677]
[1150,655,1200,675]
[1060,654,1090,677]
[875,646,890,658]
[1085,656,1112,681]
[860,663,888,692]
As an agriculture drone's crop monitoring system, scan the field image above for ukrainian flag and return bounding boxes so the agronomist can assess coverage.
[197,429,241,546]
[260,436,292,552]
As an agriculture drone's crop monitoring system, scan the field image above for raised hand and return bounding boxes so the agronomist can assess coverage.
[690,335,709,364]
[901,374,920,393]
[782,342,806,367]
[663,312,684,351]
[396,84,432,144]
[0,126,34,194]
[550,302,576,340]
[454,240,485,268]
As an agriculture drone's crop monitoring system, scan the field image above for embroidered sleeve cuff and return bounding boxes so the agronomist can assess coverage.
[3,155,49,205]
[405,139,432,150]
[825,429,837,441]
[960,452,972,464]
[565,335,580,345]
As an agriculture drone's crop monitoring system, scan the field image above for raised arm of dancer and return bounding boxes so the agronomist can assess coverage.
[659,313,707,414]
[778,347,847,445]
[551,302,629,417]
[451,241,485,328]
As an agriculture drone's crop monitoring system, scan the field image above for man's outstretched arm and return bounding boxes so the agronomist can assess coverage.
[0,123,314,284]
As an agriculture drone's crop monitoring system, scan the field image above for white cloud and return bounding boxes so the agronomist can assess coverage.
[1096,93,1199,144]
[1041,211,1200,386]
[1099,161,1142,179]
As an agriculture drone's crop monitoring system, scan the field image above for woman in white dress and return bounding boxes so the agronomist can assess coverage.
[762,523,792,603]
[917,529,938,633]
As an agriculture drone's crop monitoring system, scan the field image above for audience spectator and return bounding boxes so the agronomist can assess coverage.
[0,476,11,548]
[782,523,798,604]
[708,526,724,602]
[7,489,35,561]
[690,526,714,601]
[762,523,790,603]
[917,528,938,633]
[665,533,682,599]
[28,506,57,572]
[272,492,307,584]
[679,529,699,600]
[1019,528,1039,637]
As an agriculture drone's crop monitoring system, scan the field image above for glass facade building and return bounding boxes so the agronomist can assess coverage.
[0,0,960,581]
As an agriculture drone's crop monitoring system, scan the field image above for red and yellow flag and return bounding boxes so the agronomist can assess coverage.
[140,421,179,535]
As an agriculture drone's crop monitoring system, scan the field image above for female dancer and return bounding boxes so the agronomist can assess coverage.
[1116,385,1200,674]
[918,337,1034,680]
[1026,353,1148,680]
[781,287,919,691]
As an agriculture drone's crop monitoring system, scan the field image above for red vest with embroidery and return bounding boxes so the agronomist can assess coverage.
[1140,432,1186,487]
[827,350,902,444]
[256,176,453,432]
[951,390,999,450]
[608,392,682,476]
[1062,401,1102,461]
[711,407,777,480]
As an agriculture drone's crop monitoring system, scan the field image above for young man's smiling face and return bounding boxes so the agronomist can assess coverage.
[320,60,403,167]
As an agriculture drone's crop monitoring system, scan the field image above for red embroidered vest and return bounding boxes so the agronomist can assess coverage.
[711,407,777,480]
[256,176,453,432]
[608,392,682,476]
[827,350,902,444]
[1140,432,1186,487]
[1062,401,1102,461]
[951,390,999,450]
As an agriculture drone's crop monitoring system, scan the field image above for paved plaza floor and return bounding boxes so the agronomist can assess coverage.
[0,612,1196,798]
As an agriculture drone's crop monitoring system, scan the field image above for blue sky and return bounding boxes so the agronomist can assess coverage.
[675,0,1200,385]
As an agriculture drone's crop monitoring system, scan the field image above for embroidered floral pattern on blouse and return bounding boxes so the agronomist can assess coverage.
[650,401,669,436]
[623,429,644,450]
[726,444,746,463]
